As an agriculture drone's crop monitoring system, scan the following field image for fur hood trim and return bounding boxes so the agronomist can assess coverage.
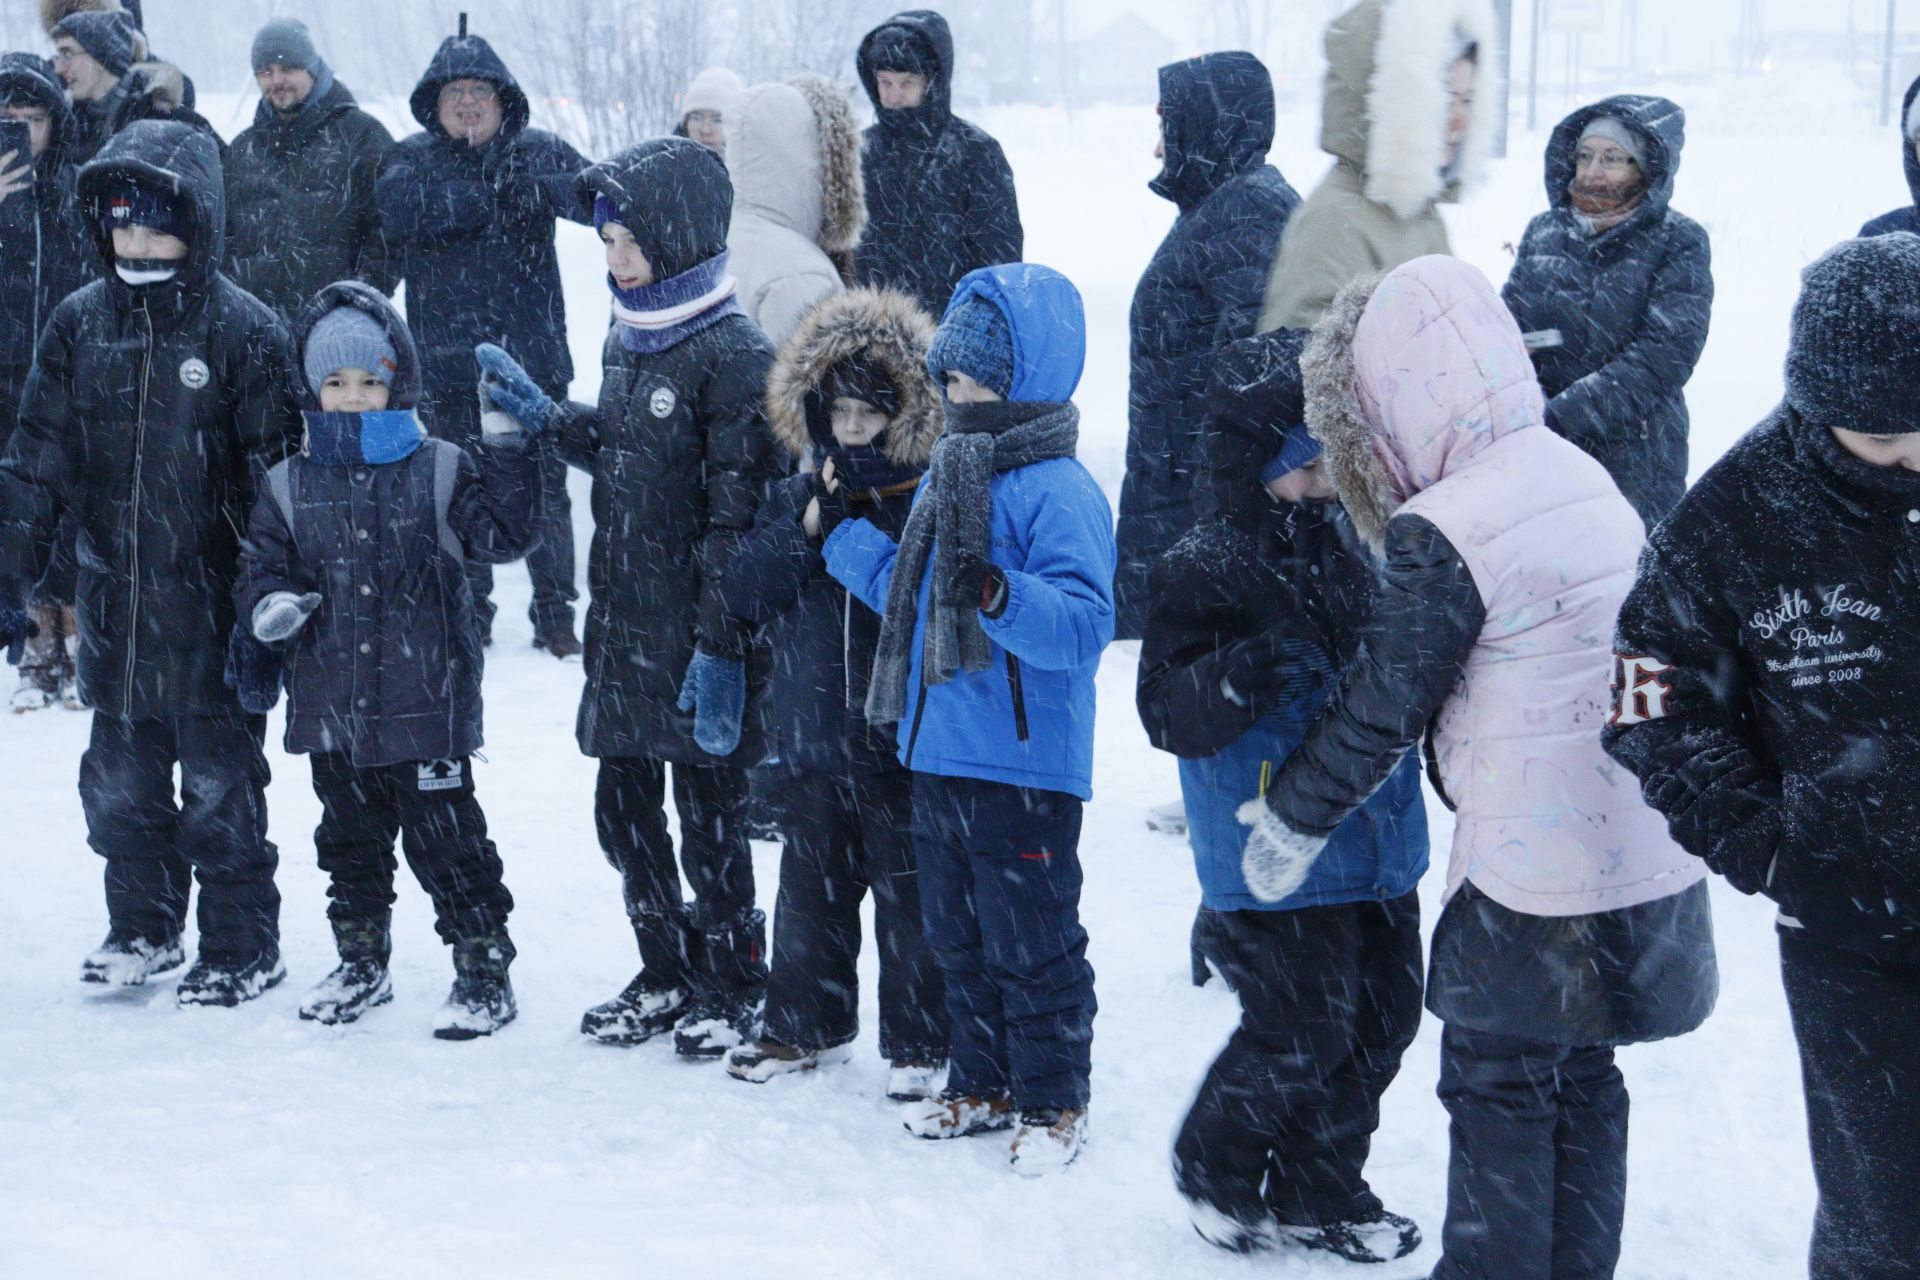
[787,73,866,254]
[767,288,943,468]
[1303,270,1395,554]
[127,59,182,112]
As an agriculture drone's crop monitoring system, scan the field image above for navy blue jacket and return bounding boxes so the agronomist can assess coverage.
[234,283,541,767]
[1501,95,1712,527]
[1862,75,1920,238]
[376,36,590,415]
[1116,51,1298,640]
[852,11,1023,315]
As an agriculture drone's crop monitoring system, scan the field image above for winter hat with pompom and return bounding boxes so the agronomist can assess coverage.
[304,306,399,397]
[1786,233,1920,436]
[926,296,1014,399]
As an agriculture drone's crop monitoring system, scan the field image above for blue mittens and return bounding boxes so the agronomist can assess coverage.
[475,343,555,434]
[677,649,746,757]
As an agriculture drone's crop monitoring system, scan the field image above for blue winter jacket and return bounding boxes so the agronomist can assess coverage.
[824,265,1116,799]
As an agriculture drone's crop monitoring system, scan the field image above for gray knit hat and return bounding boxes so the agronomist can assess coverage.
[1786,234,1920,436]
[1577,115,1646,166]
[252,18,323,76]
[304,306,398,396]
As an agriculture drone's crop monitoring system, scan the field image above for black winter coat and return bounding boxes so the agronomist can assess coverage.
[852,10,1022,315]
[1861,74,1920,237]
[225,76,395,322]
[1605,409,1920,962]
[0,121,299,720]
[376,36,590,412]
[0,54,90,437]
[1501,96,1712,527]
[235,283,541,767]
[1116,51,1299,639]
[558,143,780,763]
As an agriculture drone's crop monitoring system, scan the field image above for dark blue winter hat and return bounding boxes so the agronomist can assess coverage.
[52,10,142,79]
[1261,421,1322,484]
[99,175,187,241]
[927,296,1015,400]
[1787,234,1920,436]
[252,18,325,76]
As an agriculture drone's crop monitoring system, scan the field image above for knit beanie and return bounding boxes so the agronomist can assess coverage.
[1786,234,1920,436]
[1577,115,1646,166]
[304,306,399,397]
[252,18,324,76]
[682,66,744,118]
[99,175,188,241]
[52,10,141,78]
[1261,421,1323,484]
[926,296,1015,399]
[868,25,935,78]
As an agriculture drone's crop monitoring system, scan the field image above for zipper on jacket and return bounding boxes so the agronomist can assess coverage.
[842,589,853,708]
[124,295,154,718]
[903,681,929,769]
[1006,652,1029,743]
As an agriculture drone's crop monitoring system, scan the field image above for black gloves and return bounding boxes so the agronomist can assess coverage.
[938,550,1008,618]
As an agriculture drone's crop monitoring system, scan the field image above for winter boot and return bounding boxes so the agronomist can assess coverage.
[80,928,185,986]
[9,667,52,712]
[675,908,767,1060]
[673,989,763,1059]
[886,1060,945,1103]
[53,627,84,710]
[581,971,688,1044]
[434,936,517,1040]
[300,959,393,1025]
[726,1038,851,1083]
[176,950,287,1007]
[1009,1107,1088,1177]
[1275,1209,1422,1264]
[1183,1198,1282,1254]
[533,627,581,660]
[902,1090,1016,1140]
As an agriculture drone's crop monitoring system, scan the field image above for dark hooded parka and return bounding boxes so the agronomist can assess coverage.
[0,120,300,719]
[1501,95,1712,527]
[852,10,1023,315]
[225,71,396,322]
[234,282,542,767]
[0,53,91,437]
[375,34,590,420]
[1115,51,1299,639]
[552,139,780,763]
[1861,73,1920,238]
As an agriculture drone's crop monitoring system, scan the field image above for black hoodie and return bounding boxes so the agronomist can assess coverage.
[0,120,299,720]
[852,9,1023,314]
[1861,73,1920,238]
[1501,94,1713,527]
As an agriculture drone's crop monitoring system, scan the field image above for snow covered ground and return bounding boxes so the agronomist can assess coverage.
[1,67,1893,1277]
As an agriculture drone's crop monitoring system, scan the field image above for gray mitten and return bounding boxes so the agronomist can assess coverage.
[252,591,322,643]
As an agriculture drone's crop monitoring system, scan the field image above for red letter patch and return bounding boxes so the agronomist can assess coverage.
[1611,654,1673,726]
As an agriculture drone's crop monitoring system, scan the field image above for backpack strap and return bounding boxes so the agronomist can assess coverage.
[266,458,294,531]
[428,438,465,560]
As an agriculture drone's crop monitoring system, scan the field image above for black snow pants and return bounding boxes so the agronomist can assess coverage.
[1172,893,1423,1228]
[594,756,765,1000]
[79,714,278,958]
[1780,930,1920,1280]
[761,767,947,1062]
[309,752,514,961]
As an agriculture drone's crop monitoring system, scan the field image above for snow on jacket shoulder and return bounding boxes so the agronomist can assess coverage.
[1501,95,1711,527]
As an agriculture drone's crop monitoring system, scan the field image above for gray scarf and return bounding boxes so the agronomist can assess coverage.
[865,400,1081,725]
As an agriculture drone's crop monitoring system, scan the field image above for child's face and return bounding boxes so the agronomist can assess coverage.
[830,397,891,447]
[944,371,1001,405]
[111,225,189,261]
[1265,459,1335,504]
[600,221,653,288]
[319,368,391,413]
[1832,426,1920,471]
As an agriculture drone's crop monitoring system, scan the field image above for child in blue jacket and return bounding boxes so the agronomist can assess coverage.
[825,262,1115,1176]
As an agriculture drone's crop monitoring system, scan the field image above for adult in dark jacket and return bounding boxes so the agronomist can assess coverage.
[0,53,91,711]
[1860,74,1920,237]
[0,120,300,1004]
[1501,95,1712,527]
[852,10,1022,315]
[717,287,949,1094]
[1605,236,1920,1280]
[1137,400,1428,1262]
[224,21,395,322]
[376,32,587,654]
[1116,51,1298,641]
[235,281,540,1038]
[49,9,206,164]
[475,138,781,1058]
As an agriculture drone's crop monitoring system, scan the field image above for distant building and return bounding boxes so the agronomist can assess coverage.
[1038,12,1181,107]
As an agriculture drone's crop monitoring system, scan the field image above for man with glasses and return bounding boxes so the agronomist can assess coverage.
[49,7,201,164]
[375,27,589,657]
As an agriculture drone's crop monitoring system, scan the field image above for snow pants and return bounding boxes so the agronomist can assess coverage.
[594,756,765,1000]
[1172,894,1423,1228]
[79,713,278,958]
[1429,1026,1628,1280]
[1780,931,1920,1280]
[911,774,1096,1112]
[309,753,514,962]
[761,767,947,1062]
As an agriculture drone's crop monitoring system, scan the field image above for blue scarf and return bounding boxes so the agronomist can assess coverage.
[608,252,743,355]
[302,410,425,467]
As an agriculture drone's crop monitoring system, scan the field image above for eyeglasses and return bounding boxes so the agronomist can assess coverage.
[1575,148,1637,173]
[439,83,499,105]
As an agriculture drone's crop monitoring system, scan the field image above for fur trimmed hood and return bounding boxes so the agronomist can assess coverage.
[766,287,942,468]
[1304,255,1545,552]
[1320,0,1501,219]
[789,73,865,254]
[728,75,865,253]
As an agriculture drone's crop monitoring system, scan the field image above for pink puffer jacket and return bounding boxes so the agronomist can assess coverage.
[1322,255,1703,917]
